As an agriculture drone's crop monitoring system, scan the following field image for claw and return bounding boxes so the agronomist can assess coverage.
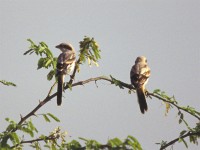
[63,82,66,92]
[70,75,75,81]
[145,90,152,99]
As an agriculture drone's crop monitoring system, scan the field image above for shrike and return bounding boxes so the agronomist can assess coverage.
[56,43,76,106]
[130,56,151,114]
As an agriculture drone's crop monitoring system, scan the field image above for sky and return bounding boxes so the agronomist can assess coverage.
[0,0,200,149]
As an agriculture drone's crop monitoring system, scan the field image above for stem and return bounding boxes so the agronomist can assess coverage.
[160,131,200,150]
[149,93,200,120]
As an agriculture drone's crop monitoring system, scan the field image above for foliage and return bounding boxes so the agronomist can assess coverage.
[1,37,200,149]
[153,89,200,149]
[110,75,125,89]
[0,80,16,87]
[24,39,57,81]
[79,36,101,67]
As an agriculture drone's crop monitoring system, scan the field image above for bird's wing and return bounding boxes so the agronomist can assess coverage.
[57,52,76,75]
[130,64,150,88]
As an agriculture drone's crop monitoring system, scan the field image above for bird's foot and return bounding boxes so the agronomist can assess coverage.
[145,90,152,99]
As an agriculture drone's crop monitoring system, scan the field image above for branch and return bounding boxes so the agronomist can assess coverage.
[15,75,199,130]
[11,135,58,149]
[77,145,132,150]
[10,82,57,133]
[160,131,200,150]
[71,76,200,121]
[6,74,198,150]
[71,76,133,89]
[148,93,200,120]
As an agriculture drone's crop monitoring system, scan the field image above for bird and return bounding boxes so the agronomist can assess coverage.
[56,43,76,106]
[130,56,151,114]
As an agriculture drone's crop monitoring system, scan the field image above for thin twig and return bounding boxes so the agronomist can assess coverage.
[148,93,200,120]
[160,131,200,150]
[11,135,58,149]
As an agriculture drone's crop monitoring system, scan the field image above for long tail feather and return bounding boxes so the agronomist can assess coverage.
[136,88,148,114]
[57,75,63,106]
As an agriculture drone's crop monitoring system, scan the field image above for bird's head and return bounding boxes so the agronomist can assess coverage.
[135,56,147,64]
[55,43,74,52]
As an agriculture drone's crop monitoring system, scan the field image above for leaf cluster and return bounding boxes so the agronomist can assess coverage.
[24,39,57,80]
[78,36,101,68]
[60,135,142,150]
[177,111,200,148]
[0,113,59,149]
[110,75,125,89]
[0,118,37,149]
[153,89,200,149]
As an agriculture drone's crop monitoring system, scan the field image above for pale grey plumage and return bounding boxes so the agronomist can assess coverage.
[56,43,76,106]
[130,56,151,114]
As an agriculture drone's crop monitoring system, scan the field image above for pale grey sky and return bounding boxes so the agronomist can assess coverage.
[0,0,200,149]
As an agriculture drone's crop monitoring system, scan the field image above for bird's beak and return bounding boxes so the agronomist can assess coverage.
[55,45,60,48]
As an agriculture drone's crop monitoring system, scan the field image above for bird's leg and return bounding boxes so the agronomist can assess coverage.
[145,89,152,99]
[70,75,74,81]
[63,82,66,92]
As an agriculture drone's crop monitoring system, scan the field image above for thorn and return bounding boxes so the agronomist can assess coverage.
[95,80,98,88]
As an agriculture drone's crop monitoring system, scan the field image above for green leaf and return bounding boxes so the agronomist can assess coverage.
[189,135,197,144]
[5,118,17,131]
[51,143,56,150]
[108,138,122,147]
[153,89,160,94]
[179,138,188,148]
[47,113,60,122]
[20,126,34,137]
[27,38,35,45]
[0,80,16,87]
[85,139,100,149]
[43,114,51,122]
[179,112,184,124]
[9,132,20,145]
[0,143,11,149]
[52,57,57,69]
[79,137,88,142]
[23,49,34,55]
[110,75,124,89]
[28,119,38,133]
[180,130,187,137]
[66,140,81,149]
[37,58,46,70]
[44,59,52,68]
[126,135,142,150]
[47,70,56,81]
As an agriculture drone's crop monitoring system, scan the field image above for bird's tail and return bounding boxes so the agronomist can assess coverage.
[57,75,63,106]
[136,87,148,114]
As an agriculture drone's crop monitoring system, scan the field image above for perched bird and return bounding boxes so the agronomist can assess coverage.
[56,43,76,106]
[130,56,151,114]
